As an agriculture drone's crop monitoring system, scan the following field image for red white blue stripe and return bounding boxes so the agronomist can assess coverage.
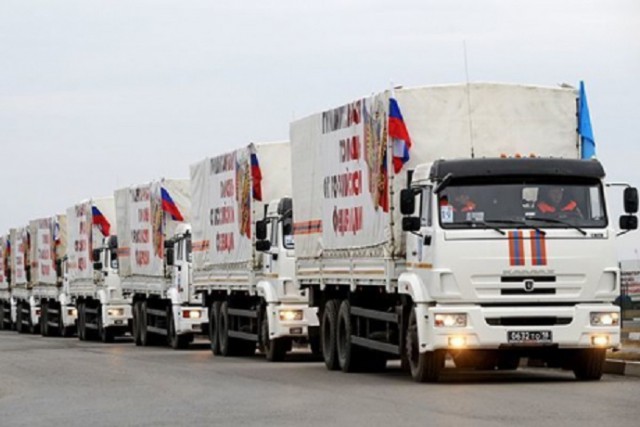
[250,146,263,201]
[92,206,111,236]
[388,97,412,174]
[161,187,184,222]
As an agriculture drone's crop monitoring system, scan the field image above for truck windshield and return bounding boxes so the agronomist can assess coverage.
[437,179,607,230]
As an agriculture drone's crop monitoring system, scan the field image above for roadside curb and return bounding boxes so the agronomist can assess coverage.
[604,359,640,377]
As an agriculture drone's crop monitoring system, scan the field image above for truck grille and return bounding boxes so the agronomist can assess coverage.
[485,316,572,326]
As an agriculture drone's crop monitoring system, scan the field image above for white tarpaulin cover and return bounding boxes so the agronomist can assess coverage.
[29,217,56,285]
[191,141,291,271]
[0,235,8,289]
[290,83,580,259]
[116,179,190,278]
[9,227,28,286]
[67,198,116,283]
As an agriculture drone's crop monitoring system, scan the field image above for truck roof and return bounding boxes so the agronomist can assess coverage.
[429,158,605,181]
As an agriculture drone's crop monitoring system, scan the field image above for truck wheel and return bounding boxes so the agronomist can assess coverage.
[132,301,142,346]
[209,301,221,355]
[16,302,23,334]
[139,301,151,346]
[98,307,114,343]
[261,309,288,362]
[406,307,444,382]
[41,301,49,337]
[0,303,4,330]
[77,302,85,340]
[572,349,606,381]
[167,306,190,350]
[497,353,520,370]
[309,326,322,357]
[218,301,233,356]
[337,299,362,372]
[321,299,340,370]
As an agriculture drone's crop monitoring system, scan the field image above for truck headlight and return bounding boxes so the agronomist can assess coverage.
[107,308,125,317]
[182,310,201,319]
[434,313,467,328]
[279,310,303,321]
[590,312,619,326]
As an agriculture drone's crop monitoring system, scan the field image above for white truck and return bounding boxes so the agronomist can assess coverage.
[9,225,40,333]
[0,234,14,330]
[29,215,76,337]
[288,82,638,381]
[191,142,318,360]
[117,179,206,349]
[67,198,130,342]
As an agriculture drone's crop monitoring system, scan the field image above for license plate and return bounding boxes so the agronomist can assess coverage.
[507,330,552,344]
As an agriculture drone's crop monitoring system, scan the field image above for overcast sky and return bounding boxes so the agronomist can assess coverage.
[1,0,639,257]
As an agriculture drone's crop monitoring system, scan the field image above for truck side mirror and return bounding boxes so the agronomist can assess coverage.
[620,215,638,231]
[256,219,268,240]
[166,248,174,266]
[164,239,174,250]
[92,248,101,262]
[402,217,421,232]
[93,261,103,271]
[256,240,271,252]
[624,187,638,214]
[400,189,415,215]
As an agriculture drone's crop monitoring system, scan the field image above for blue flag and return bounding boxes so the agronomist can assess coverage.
[579,81,595,159]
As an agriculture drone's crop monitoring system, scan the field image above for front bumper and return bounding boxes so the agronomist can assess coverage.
[268,304,319,340]
[175,306,208,335]
[103,304,133,328]
[417,303,620,352]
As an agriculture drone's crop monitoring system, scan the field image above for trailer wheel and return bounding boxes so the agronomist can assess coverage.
[208,301,221,355]
[77,302,85,340]
[261,309,288,362]
[139,301,152,346]
[41,301,49,337]
[572,349,606,381]
[167,306,190,350]
[132,301,142,346]
[321,299,340,370]
[406,307,444,382]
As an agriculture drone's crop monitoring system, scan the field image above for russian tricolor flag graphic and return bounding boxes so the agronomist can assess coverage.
[92,206,111,236]
[388,97,412,174]
[250,146,263,201]
[161,187,184,222]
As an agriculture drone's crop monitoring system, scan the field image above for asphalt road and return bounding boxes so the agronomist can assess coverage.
[1,331,639,427]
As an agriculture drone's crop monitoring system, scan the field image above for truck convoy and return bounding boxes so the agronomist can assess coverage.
[285,83,638,381]
[116,179,205,349]
[191,142,318,360]
[29,215,75,337]
[67,198,130,342]
[0,81,635,383]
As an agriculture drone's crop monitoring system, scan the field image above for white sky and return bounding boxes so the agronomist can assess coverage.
[1,0,640,257]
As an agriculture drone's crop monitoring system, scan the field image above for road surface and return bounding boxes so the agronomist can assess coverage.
[0,331,638,426]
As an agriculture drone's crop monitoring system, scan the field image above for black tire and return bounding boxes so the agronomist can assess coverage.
[261,309,288,362]
[16,302,23,334]
[209,301,221,355]
[77,302,85,341]
[321,299,340,370]
[132,301,142,346]
[139,301,151,346]
[573,349,606,381]
[336,299,358,372]
[309,326,322,357]
[167,305,190,350]
[0,303,5,331]
[218,301,232,356]
[98,307,115,343]
[41,301,49,337]
[406,307,445,382]
[497,353,520,371]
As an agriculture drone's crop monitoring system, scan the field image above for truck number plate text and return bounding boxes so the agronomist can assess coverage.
[507,330,552,344]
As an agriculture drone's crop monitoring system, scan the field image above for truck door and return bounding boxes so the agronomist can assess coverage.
[407,186,434,267]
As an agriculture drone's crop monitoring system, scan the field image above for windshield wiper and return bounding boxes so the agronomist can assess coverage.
[525,217,587,236]
[485,219,546,236]
[458,221,506,235]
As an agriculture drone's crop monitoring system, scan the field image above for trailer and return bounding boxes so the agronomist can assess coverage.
[117,179,205,349]
[28,215,76,337]
[67,198,130,342]
[287,83,637,381]
[191,142,319,360]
